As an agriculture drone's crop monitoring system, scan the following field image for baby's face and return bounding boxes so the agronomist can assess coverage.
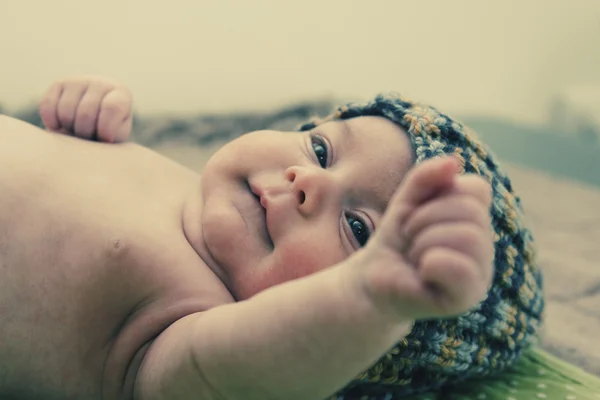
[199,116,413,300]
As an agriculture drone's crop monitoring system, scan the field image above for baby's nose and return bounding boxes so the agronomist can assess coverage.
[285,165,336,216]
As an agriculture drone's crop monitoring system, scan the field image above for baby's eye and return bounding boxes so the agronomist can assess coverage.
[345,213,370,247]
[311,135,329,168]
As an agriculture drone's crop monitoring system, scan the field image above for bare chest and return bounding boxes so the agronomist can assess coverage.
[0,117,221,399]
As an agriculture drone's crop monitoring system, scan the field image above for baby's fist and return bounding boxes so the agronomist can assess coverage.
[360,156,494,321]
[39,76,132,143]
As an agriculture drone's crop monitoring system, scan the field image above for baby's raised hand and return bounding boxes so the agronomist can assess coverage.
[39,76,132,143]
[357,156,494,321]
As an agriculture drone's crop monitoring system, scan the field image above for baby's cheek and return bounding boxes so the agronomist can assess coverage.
[237,239,347,300]
[275,240,345,282]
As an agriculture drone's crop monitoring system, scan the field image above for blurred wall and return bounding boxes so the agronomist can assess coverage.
[1,0,598,123]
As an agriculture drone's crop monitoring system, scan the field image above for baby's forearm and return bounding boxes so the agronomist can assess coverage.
[190,261,412,400]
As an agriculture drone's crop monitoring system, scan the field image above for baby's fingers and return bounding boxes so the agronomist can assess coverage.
[408,223,493,280]
[377,156,460,250]
[73,83,111,139]
[420,248,488,316]
[404,194,491,239]
[97,89,133,143]
[56,81,89,132]
[394,156,460,207]
[39,82,64,131]
[453,174,493,208]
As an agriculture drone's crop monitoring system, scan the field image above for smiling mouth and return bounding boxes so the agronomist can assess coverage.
[247,182,273,247]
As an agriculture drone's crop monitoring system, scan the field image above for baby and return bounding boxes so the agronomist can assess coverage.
[0,76,543,400]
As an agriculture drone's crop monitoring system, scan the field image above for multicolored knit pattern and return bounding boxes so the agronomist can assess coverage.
[298,94,545,399]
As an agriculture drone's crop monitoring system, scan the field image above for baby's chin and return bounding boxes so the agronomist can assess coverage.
[184,186,274,286]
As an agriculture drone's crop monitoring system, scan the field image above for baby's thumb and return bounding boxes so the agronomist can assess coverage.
[376,156,460,249]
[396,156,459,206]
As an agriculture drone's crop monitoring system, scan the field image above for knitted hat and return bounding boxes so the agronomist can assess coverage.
[297,94,544,399]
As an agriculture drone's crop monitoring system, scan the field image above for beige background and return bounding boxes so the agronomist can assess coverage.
[1,0,599,124]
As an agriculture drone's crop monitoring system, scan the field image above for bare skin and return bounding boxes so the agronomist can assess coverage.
[0,76,495,400]
[0,114,234,399]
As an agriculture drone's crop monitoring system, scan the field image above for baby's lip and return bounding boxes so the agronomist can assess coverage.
[248,182,273,245]
[249,182,263,206]
[250,184,267,210]
[250,183,273,210]
[259,195,268,210]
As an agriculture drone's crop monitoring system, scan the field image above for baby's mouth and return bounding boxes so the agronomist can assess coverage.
[247,182,273,248]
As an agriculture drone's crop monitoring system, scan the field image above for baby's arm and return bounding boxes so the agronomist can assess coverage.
[136,261,410,400]
[135,157,495,400]
[39,76,132,143]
